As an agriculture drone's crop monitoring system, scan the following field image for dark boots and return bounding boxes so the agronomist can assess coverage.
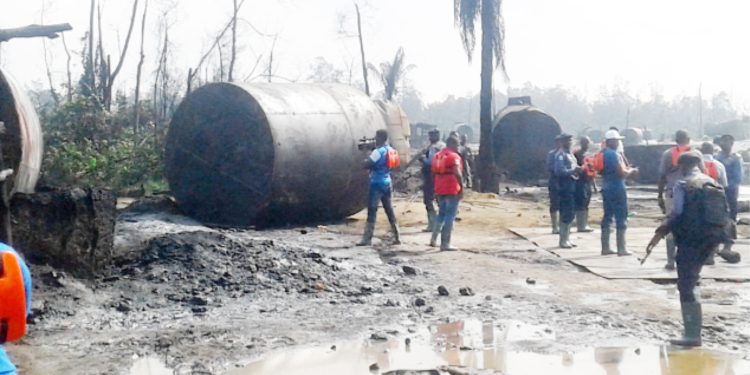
[670,302,702,347]
[390,222,402,245]
[356,222,375,246]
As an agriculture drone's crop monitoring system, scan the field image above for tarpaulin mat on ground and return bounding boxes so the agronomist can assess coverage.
[509,227,750,280]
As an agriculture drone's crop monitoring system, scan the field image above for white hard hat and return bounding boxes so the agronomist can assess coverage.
[605,130,625,140]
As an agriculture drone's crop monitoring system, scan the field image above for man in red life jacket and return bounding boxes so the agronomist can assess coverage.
[574,136,598,232]
[0,245,32,375]
[658,129,691,270]
[429,136,464,251]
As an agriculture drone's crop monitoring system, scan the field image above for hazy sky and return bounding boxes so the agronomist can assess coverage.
[0,0,748,112]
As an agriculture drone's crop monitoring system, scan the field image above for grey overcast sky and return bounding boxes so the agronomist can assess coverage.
[0,0,748,112]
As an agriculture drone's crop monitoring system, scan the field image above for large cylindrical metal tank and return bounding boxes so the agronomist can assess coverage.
[166,83,386,226]
[492,104,562,183]
[0,67,43,195]
[374,100,411,166]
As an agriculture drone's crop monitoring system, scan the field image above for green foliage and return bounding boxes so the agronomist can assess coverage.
[39,95,168,193]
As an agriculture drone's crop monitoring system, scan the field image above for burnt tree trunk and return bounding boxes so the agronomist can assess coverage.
[355,4,369,96]
[478,0,497,193]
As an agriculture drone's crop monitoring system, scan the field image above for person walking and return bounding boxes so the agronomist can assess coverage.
[546,138,562,234]
[429,136,464,251]
[600,130,638,256]
[554,133,582,248]
[357,130,401,246]
[574,136,597,232]
[458,134,474,189]
[715,134,744,222]
[649,151,730,347]
[658,130,692,270]
[420,129,445,233]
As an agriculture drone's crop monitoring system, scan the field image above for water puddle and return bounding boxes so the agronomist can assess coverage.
[128,356,173,375]
[223,319,750,375]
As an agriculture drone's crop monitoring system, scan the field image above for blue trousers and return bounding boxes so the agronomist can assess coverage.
[0,348,17,375]
[725,186,739,222]
[548,175,560,212]
[558,179,576,224]
[575,179,592,211]
[601,189,628,230]
[435,195,460,234]
[367,183,397,224]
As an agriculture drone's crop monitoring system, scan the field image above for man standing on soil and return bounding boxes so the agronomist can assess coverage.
[458,134,474,190]
[650,151,729,347]
[420,129,445,233]
[357,130,401,246]
[716,134,744,222]
[658,129,692,270]
[600,130,638,256]
[429,136,463,251]
[546,139,562,234]
[574,136,597,233]
[0,245,32,375]
[554,133,582,248]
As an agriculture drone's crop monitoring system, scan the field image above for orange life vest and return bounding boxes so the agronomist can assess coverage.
[386,149,400,169]
[704,161,718,181]
[671,146,691,167]
[0,252,27,343]
[432,150,459,175]
[582,157,597,178]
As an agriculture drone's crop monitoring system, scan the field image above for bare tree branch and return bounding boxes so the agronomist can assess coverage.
[107,0,140,106]
[134,0,149,133]
[0,23,72,42]
[61,33,73,101]
[228,0,239,82]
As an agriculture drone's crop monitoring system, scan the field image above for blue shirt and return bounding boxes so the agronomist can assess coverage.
[368,145,394,187]
[553,148,578,180]
[601,148,626,192]
[715,152,744,189]
[423,141,445,168]
[546,149,558,174]
[0,245,32,375]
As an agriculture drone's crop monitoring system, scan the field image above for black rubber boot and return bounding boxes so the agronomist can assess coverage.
[356,222,375,246]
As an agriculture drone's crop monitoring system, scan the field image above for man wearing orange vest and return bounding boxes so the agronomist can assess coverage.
[699,142,730,265]
[429,136,464,251]
[0,245,32,375]
[357,130,401,246]
[658,129,691,270]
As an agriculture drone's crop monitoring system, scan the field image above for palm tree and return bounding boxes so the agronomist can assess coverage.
[454,0,506,192]
[368,47,409,101]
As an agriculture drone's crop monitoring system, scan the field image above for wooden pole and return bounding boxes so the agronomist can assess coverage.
[0,23,72,42]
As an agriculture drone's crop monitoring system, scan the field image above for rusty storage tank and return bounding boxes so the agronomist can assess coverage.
[624,144,673,184]
[492,97,562,183]
[0,67,43,195]
[375,100,411,166]
[166,82,396,226]
[453,123,474,142]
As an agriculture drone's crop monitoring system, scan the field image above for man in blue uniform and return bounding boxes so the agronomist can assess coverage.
[715,134,744,222]
[651,151,729,347]
[420,129,445,233]
[554,133,582,248]
[546,138,562,234]
[0,245,32,375]
[357,130,401,246]
[600,130,638,256]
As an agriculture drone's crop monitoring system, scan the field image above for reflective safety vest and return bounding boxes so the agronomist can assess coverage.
[386,149,400,169]
[671,146,691,167]
[704,161,718,181]
[0,252,27,343]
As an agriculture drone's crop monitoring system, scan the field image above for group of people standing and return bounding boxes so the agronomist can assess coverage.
[358,128,472,251]
[547,129,638,254]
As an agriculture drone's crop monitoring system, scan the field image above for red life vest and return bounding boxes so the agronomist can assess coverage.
[432,151,458,174]
[704,161,718,181]
[671,146,691,167]
[386,149,400,169]
[582,157,597,178]
[0,252,27,343]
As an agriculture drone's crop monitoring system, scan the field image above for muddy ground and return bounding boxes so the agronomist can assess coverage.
[5,186,750,375]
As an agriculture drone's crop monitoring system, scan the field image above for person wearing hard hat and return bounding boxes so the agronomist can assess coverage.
[0,244,32,375]
[600,130,638,256]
